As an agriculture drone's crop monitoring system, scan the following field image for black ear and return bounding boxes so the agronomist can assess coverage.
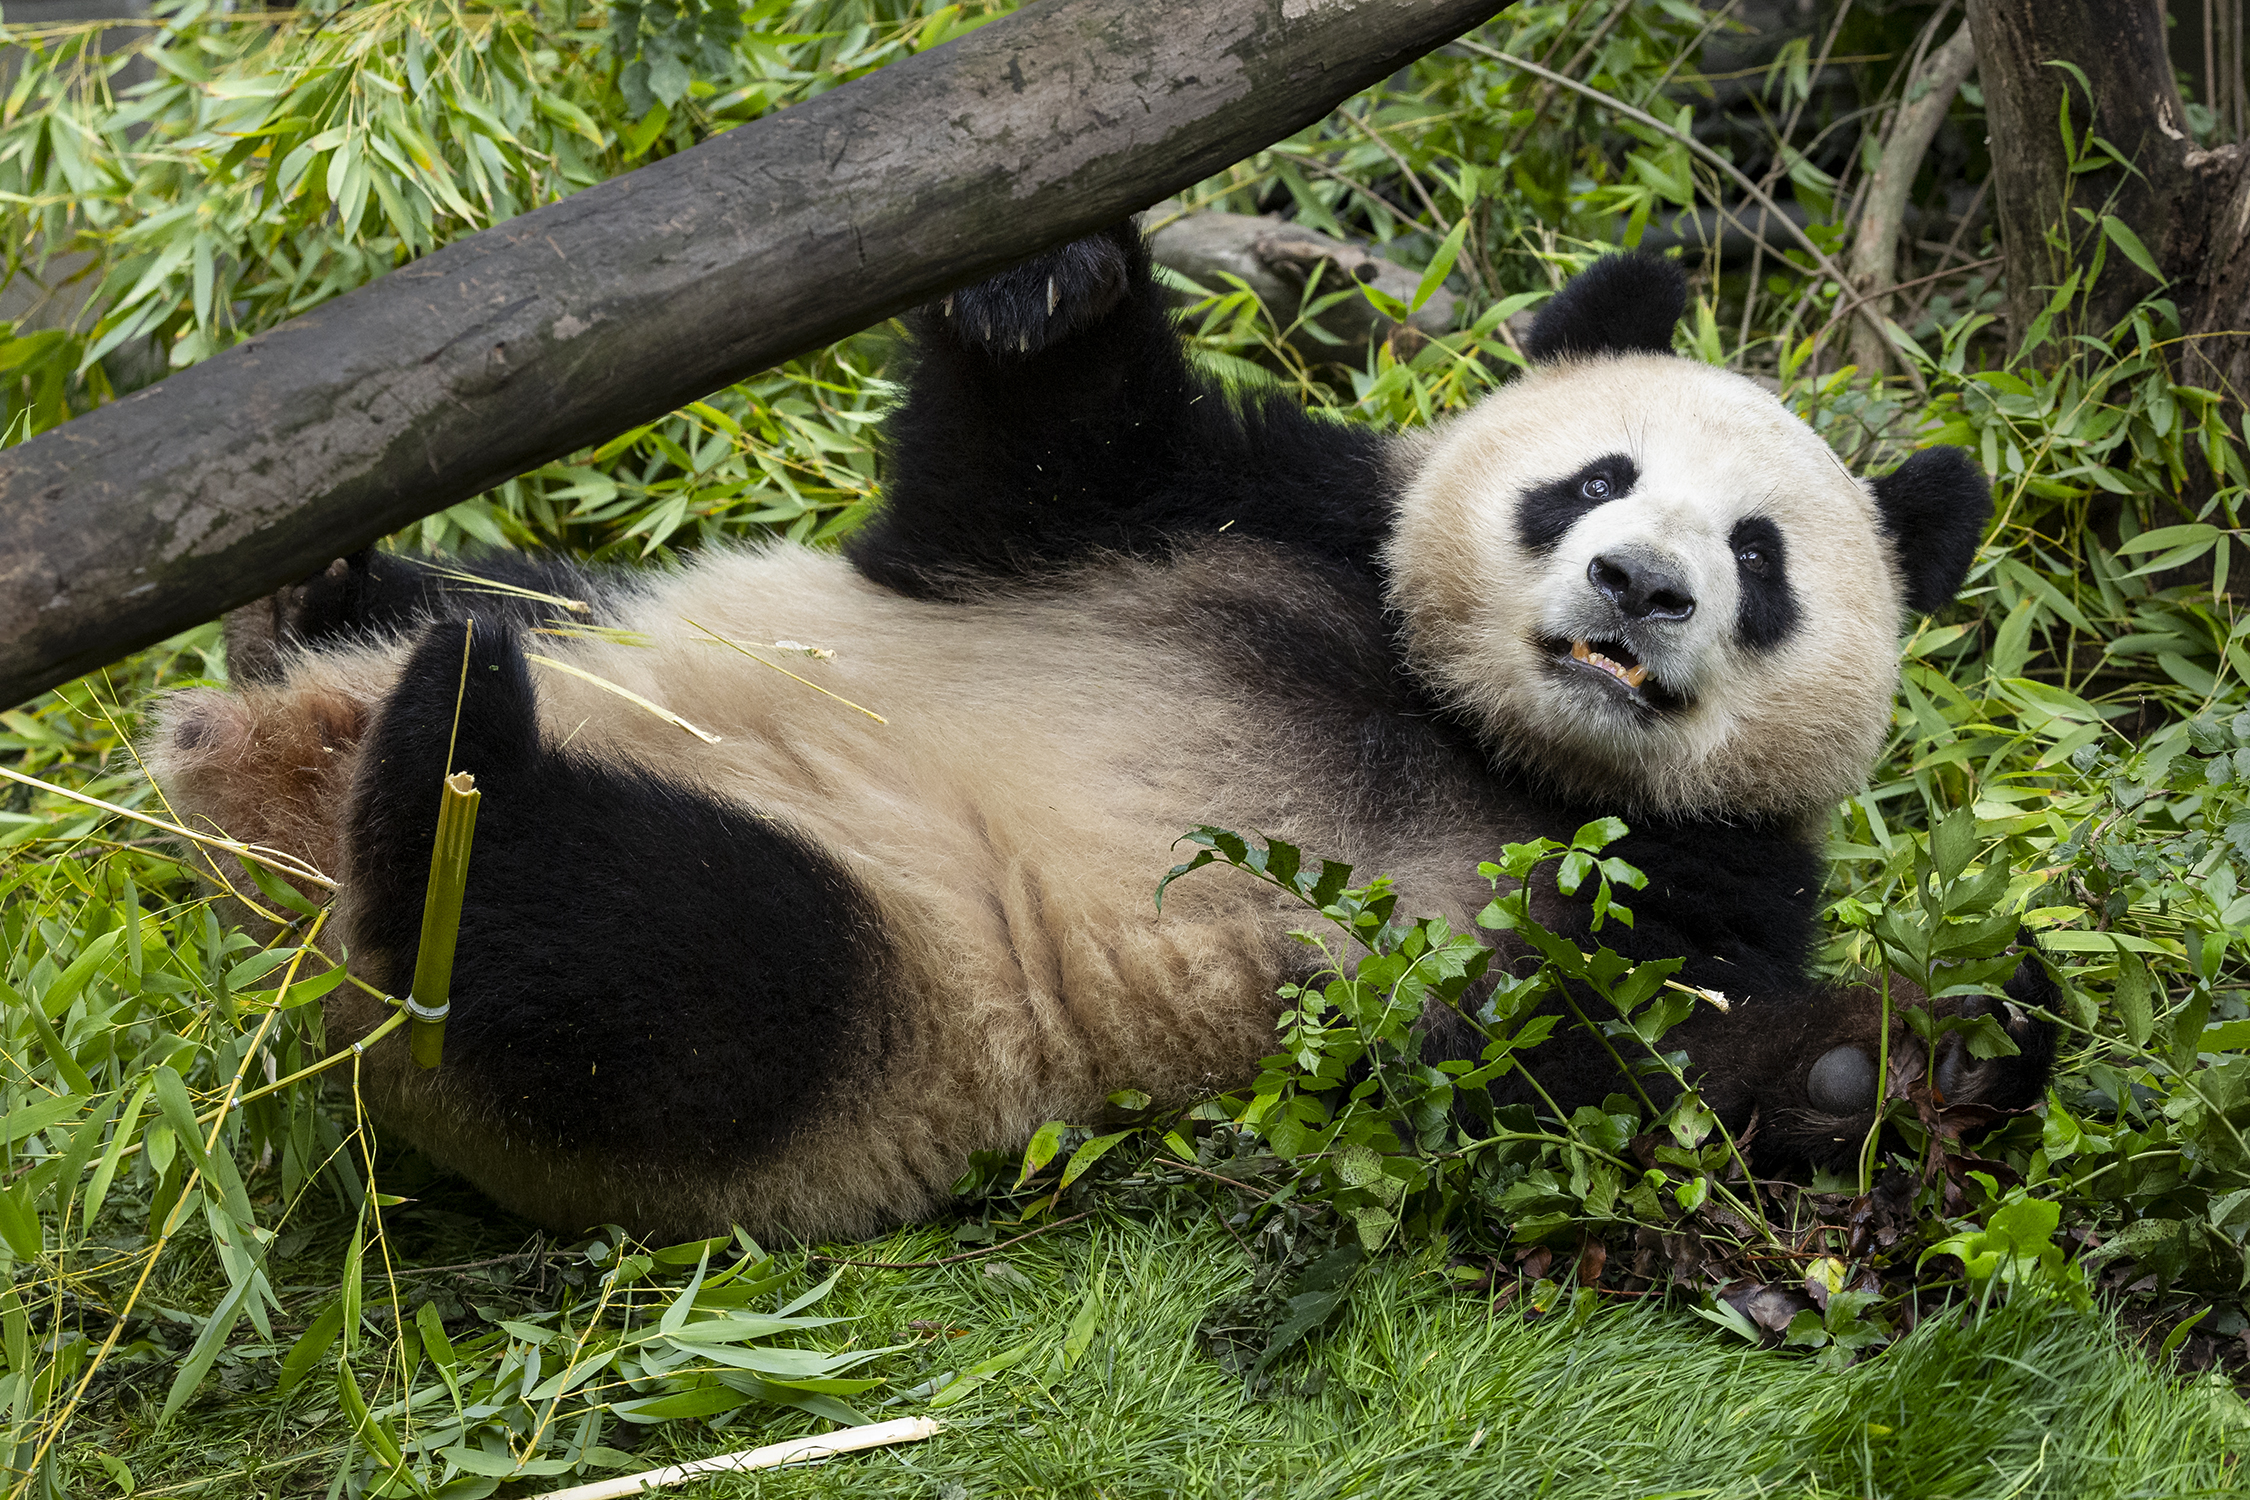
[1524,251,1687,362]
[1870,447,1991,614]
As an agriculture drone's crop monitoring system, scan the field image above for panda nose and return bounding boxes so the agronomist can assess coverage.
[1588,551,1695,622]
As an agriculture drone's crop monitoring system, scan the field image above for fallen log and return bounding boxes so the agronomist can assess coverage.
[0,0,1509,708]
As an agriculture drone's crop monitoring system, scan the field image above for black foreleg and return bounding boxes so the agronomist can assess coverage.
[850,222,1395,596]
[342,620,894,1168]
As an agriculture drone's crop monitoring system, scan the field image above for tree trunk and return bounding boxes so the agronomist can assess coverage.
[0,0,1509,709]
[1966,0,2250,398]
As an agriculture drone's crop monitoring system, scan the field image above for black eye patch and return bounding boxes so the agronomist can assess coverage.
[1730,516,1799,650]
[1514,454,1639,555]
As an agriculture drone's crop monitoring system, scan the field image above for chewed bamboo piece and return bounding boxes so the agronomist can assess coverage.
[532,1417,942,1499]
[407,771,481,1069]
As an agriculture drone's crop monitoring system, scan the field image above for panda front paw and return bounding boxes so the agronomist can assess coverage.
[1703,953,2059,1175]
[930,224,1140,358]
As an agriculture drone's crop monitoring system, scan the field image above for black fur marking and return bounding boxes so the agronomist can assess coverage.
[1728,516,1800,650]
[1523,251,1687,363]
[345,620,894,1164]
[1989,947,2063,1107]
[1514,454,1638,555]
[850,224,1395,596]
[1869,446,1991,614]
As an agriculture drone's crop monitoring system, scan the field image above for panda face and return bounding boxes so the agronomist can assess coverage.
[1383,354,1905,821]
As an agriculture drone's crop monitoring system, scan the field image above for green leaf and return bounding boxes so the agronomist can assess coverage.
[149,1067,212,1178]
[1571,816,1629,852]
[2099,215,2165,283]
[0,1183,40,1263]
[2115,951,2154,1047]
[658,1244,714,1336]
[614,1382,755,1423]
[1411,218,1469,314]
[1014,1120,1069,1187]
[927,1339,1035,1410]
[1058,1130,1132,1190]
[277,1300,345,1394]
[1931,806,1978,884]
[0,1094,82,1149]
[160,1279,251,1426]
[2117,522,2221,555]
[37,928,126,1018]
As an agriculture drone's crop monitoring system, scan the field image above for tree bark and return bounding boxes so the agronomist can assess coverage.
[1965,0,2250,403]
[0,0,1509,709]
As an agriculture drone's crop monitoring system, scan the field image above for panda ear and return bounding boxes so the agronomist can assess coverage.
[1524,251,1687,362]
[1870,446,1991,614]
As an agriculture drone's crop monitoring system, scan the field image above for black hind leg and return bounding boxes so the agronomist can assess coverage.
[342,620,896,1179]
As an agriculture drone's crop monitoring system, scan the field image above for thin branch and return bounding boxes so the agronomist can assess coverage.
[1813,255,2002,350]
[1846,20,1978,371]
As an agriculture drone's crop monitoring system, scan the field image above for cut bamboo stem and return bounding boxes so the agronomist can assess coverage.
[532,1417,942,1500]
[407,771,481,1069]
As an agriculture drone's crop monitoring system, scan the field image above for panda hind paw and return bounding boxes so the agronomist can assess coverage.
[223,552,373,683]
[934,226,1137,359]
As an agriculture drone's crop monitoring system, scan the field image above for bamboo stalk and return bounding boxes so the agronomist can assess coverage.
[407,771,481,1069]
[532,1417,942,1500]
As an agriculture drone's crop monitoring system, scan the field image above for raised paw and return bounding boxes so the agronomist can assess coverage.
[931,224,1141,358]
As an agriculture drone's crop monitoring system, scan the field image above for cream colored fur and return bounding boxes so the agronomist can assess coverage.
[1384,353,1903,820]
[151,544,1522,1240]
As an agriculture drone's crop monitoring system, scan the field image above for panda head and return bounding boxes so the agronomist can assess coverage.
[1383,252,1990,822]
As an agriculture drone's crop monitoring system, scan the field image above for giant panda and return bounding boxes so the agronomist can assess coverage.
[148,224,2054,1243]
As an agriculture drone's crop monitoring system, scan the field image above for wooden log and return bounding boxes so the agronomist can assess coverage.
[0,0,1509,708]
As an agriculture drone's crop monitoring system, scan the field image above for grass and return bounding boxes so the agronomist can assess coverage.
[78,1180,2244,1499]
[664,1219,2244,1500]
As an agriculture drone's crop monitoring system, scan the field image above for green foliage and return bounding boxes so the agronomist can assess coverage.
[0,0,988,551]
[9,0,2250,1484]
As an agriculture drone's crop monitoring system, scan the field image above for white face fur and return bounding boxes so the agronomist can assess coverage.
[1383,354,1906,822]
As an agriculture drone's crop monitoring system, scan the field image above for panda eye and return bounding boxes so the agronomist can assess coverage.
[1580,474,1612,502]
[1736,546,1768,575]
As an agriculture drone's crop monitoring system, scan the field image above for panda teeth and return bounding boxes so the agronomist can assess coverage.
[1570,639,1649,691]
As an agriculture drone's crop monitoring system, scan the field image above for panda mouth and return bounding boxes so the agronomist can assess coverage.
[1543,637,1686,712]
[1570,638,1648,690]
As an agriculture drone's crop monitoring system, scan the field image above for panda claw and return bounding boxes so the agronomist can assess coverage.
[942,294,954,318]
[1047,276,1060,316]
